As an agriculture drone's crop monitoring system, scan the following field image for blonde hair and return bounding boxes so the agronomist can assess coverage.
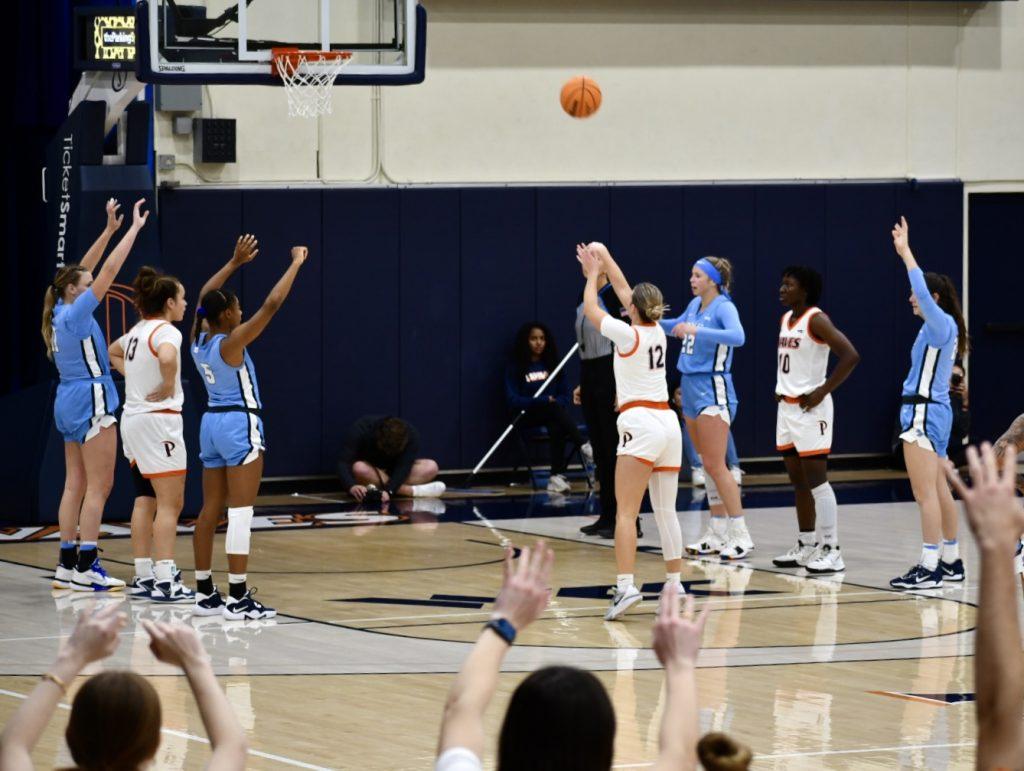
[703,256,734,294]
[696,732,753,771]
[41,265,89,360]
[631,282,669,323]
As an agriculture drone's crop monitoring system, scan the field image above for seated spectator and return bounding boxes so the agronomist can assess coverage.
[506,322,592,494]
[0,605,247,770]
[435,541,720,770]
[338,415,445,504]
[942,444,1024,768]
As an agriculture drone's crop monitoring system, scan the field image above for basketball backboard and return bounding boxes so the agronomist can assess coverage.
[135,0,425,86]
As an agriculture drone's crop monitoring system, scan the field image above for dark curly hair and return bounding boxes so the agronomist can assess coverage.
[513,322,560,375]
[781,265,823,307]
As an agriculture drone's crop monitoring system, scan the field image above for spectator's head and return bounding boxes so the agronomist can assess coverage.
[630,282,668,324]
[66,671,162,770]
[514,322,559,372]
[780,266,822,307]
[498,665,615,771]
[691,256,734,297]
[375,417,410,457]
[920,272,969,359]
[697,732,754,771]
[133,266,187,322]
[196,287,241,340]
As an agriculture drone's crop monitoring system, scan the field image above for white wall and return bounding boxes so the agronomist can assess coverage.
[155,0,1024,185]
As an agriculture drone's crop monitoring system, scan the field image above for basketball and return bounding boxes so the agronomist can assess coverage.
[560,76,602,119]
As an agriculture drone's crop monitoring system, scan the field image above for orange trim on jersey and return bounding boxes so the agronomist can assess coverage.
[807,311,828,345]
[653,466,682,472]
[142,469,187,479]
[617,328,641,357]
[798,448,831,458]
[786,306,818,331]
[147,322,170,356]
[778,395,802,404]
[150,409,182,415]
[620,400,671,412]
[621,455,655,466]
[776,443,796,451]
[637,322,656,327]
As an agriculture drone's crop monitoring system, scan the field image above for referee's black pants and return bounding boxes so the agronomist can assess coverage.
[580,355,618,526]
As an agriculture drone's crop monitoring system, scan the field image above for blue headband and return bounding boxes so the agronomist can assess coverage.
[694,258,722,287]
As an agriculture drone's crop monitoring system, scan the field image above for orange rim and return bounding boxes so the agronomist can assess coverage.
[271,47,353,77]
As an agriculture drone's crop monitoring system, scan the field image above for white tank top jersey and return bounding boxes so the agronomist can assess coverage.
[600,317,670,406]
[119,319,184,416]
[776,307,830,397]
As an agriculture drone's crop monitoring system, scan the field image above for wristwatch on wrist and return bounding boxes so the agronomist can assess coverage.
[484,617,516,645]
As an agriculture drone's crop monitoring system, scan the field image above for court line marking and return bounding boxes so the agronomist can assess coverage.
[0,687,333,770]
[610,740,975,766]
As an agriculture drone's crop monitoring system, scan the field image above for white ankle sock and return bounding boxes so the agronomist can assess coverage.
[921,544,940,571]
[710,516,728,537]
[942,539,959,563]
[666,571,681,585]
[134,558,153,578]
[154,560,175,582]
[616,574,634,592]
[798,530,817,546]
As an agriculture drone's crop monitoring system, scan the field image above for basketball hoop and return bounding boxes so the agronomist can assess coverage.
[272,48,353,118]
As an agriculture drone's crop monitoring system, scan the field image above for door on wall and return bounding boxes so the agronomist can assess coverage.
[967,193,1024,443]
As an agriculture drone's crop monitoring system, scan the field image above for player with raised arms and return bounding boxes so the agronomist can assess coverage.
[662,257,752,560]
[577,242,683,621]
[771,266,860,574]
[189,237,309,620]
[889,217,968,590]
[44,198,148,592]
[109,266,190,602]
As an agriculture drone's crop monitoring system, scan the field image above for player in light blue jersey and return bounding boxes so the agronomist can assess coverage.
[42,198,149,592]
[661,256,753,561]
[188,236,309,620]
[889,217,969,591]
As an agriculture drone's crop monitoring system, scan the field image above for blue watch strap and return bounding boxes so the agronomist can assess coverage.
[485,618,516,645]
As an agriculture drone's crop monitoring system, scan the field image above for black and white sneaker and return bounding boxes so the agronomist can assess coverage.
[223,589,277,620]
[151,580,197,604]
[603,585,642,621]
[890,564,943,590]
[194,588,226,617]
[939,559,966,583]
[128,576,155,599]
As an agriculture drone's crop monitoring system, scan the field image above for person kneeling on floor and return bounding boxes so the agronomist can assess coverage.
[338,415,445,505]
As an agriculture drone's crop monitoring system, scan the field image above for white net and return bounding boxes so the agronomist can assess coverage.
[274,50,351,118]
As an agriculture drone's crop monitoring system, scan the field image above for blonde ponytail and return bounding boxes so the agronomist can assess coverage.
[41,266,88,360]
[631,282,669,323]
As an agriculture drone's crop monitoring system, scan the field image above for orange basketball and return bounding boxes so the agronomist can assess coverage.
[560,76,602,119]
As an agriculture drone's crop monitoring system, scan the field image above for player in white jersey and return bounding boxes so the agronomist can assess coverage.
[772,266,859,574]
[109,267,192,603]
[577,243,683,621]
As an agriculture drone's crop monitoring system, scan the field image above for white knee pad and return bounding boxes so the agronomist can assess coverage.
[649,473,683,561]
[225,506,254,555]
[705,476,723,507]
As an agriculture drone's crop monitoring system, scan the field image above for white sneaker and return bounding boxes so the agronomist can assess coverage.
[546,474,572,494]
[691,467,706,487]
[127,575,156,599]
[223,589,277,620]
[150,580,196,604]
[412,481,446,497]
[805,544,845,574]
[53,565,74,590]
[730,466,743,485]
[772,541,818,568]
[604,585,643,621]
[580,442,594,466]
[719,524,755,561]
[686,525,725,555]
[71,559,126,592]
[194,588,226,617]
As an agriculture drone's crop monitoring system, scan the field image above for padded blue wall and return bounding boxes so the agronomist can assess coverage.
[157,181,963,476]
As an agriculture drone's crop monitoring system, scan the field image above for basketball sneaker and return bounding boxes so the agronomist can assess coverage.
[71,558,126,592]
[805,544,845,574]
[939,559,966,583]
[719,522,755,561]
[690,467,706,487]
[890,564,943,590]
[53,565,74,590]
[412,481,446,497]
[546,474,572,494]
[772,541,818,568]
[150,580,196,604]
[604,585,642,621]
[223,589,277,621]
[127,576,155,599]
[194,587,226,617]
[686,525,725,556]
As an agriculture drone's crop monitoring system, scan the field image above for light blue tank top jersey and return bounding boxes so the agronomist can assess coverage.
[660,295,745,375]
[191,332,262,409]
[52,290,114,383]
[901,268,958,405]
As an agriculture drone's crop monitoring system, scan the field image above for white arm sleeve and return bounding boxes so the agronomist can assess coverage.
[600,316,638,350]
[435,748,483,771]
